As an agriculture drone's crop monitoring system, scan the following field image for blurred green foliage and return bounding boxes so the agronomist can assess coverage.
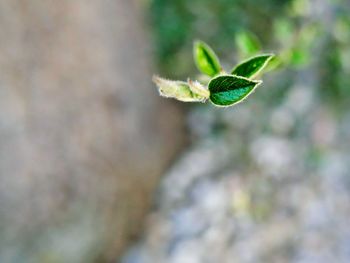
[149,0,350,108]
[149,0,291,77]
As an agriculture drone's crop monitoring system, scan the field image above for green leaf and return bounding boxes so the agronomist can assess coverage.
[235,31,261,56]
[274,19,294,46]
[231,54,274,79]
[208,75,262,106]
[193,40,221,77]
[289,48,310,67]
[152,75,207,102]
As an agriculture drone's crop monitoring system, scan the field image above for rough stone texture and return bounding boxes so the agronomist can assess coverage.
[0,1,184,262]
[122,80,350,263]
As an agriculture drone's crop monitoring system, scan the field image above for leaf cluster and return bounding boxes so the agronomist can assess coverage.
[153,40,274,107]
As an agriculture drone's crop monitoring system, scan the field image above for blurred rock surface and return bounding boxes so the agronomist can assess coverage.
[122,87,350,263]
[0,1,184,262]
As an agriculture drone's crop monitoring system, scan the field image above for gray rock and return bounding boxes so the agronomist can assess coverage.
[0,1,184,262]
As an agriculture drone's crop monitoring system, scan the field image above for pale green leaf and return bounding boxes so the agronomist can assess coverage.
[152,75,206,102]
[188,79,210,98]
[235,31,261,56]
[289,48,310,67]
[193,40,221,77]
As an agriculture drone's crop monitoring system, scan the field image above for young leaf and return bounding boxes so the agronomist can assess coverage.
[152,75,206,102]
[188,79,210,98]
[231,54,274,79]
[208,75,262,106]
[193,40,221,77]
[235,31,261,56]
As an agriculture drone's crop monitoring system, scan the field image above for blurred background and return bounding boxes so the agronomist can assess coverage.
[0,0,350,263]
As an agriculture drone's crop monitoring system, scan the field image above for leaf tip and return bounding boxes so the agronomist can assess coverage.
[193,40,221,77]
[193,39,203,52]
[152,74,161,85]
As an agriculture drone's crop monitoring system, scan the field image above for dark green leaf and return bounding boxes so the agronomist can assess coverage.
[193,40,221,77]
[152,75,207,102]
[231,54,274,78]
[208,75,262,106]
